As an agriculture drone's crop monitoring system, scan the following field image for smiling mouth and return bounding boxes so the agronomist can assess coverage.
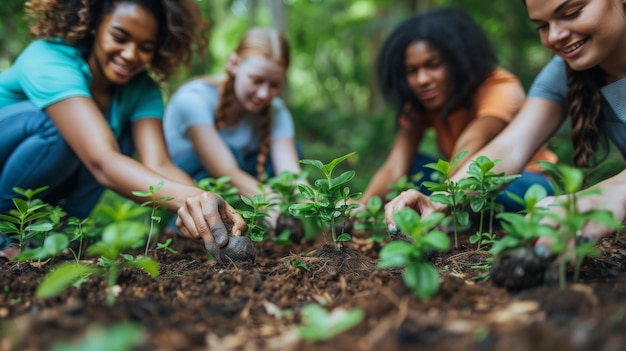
[562,39,587,54]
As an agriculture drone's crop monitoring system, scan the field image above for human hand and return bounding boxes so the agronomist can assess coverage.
[384,189,446,234]
[175,192,247,258]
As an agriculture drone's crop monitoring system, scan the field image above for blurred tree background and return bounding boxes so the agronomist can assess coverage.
[1,0,621,191]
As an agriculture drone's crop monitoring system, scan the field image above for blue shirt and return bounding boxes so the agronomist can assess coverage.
[0,39,163,139]
[164,79,295,160]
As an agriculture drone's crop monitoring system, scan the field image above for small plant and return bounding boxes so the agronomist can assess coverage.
[14,233,69,263]
[296,303,364,341]
[264,170,307,214]
[385,173,423,201]
[156,238,178,254]
[291,259,310,271]
[354,196,387,243]
[536,162,621,288]
[50,323,145,351]
[459,156,520,251]
[289,152,362,248]
[378,208,450,300]
[37,220,158,305]
[239,193,272,242]
[0,186,66,250]
[422,151,470,248]
[197,176,240,206]
[132,181,174,256]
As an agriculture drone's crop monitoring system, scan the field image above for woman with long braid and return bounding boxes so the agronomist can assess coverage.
[164,27,303,230]
[385,0,626,260]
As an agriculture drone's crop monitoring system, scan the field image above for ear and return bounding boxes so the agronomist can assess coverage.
[226,53,239,75]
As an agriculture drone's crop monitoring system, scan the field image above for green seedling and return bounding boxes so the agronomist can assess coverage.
[240,193,272,242]
[14,233,69,263]
[423,150,470,248]
[459,156,520,250]
[385,173,423,201]
[291,259,310,271]
[0,186,65,250]
[493,184,555,256]
[537,162,621,288]
[264,170,308,214]
[156,238,178,254]
[37,220,158,305]
[378,208,450,300]
[132,181,174,256]
[197,176,240,206]
[296,303,364,341]
[288,152,362,248]
[50,322,145,351]
[354,196,387,243]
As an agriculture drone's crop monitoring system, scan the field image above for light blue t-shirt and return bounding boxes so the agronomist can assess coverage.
[0,39,164,139]
[528,55,626,159]
[164,79,295,160]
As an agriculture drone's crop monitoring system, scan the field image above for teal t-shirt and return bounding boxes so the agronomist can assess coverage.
[0,39,163,139]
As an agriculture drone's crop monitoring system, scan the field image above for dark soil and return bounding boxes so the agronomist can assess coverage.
[1,227,625,351]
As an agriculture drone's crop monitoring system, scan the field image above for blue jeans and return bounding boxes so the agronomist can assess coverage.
[0,101,133,218]
[409,153,554,213]
[174,142,304,182]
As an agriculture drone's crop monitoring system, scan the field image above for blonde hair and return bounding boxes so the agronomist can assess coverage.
[211,27,290,180]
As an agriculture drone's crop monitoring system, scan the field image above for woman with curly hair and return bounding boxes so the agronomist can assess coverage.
[0,0,246,258]
[358,6,556,212]
[386,0,626,258]
[164,27,305,230]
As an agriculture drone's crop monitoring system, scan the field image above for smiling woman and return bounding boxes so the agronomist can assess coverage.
[356,6,557,213]
[0,0,247,259]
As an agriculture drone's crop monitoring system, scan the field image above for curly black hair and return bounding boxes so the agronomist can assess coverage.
[24,0,208,81]
[377,6,497,122]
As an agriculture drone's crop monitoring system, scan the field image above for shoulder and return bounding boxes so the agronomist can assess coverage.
[18,39,85,67]
[481,68,523,87]
[473,68,524,101]
[172,79,219,102]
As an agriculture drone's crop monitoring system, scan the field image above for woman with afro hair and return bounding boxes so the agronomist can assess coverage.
[0,0,246,258]
[358,6,556,213]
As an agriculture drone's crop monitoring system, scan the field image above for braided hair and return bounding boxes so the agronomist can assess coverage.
[566,66,608,168]
[213,27,290,180]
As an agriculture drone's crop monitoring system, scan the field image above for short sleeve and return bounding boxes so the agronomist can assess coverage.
[269,97,295,138]
[473,69,525,123]
[126,74,164,121]
[165,80,218,135]
[528,56,568,107]
[15,40,92,109]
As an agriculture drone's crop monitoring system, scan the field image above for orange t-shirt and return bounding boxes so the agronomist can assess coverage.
[403,68,557,171]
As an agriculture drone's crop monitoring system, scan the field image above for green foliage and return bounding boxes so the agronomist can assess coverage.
[50,323,145,351]
[354,196,387,243]
[422,151,470,248]
[239,193,272,242]
[385,173,422,201]
[536,162,622,287]
[492,184,555,256]
[132,181,174,256]
[197,176,240,206]
[378,208,449,300]
[296,304,364,341]
[0,186,65,250]
[459,155,520,250]
[264,170,308,214]
[288,152,362,247]
[156,238,178,254]
[291,259,310,271]
[14,233,69,262]
[38,218,158,305]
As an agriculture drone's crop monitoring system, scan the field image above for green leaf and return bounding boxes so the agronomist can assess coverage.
[403,262,440,300]
[36,263,94,299]
[126,256,159,278]
[329,171,355,189]
[43,233,70,255]
[336,233,351,242]
[378,241,414,268]
[25,221,54,232]
[422,232,450,251]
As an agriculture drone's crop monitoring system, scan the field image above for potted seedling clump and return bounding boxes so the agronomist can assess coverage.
[489,184,555,290]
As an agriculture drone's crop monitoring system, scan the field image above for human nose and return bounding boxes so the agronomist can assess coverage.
[547,22,569,46]
[416,69,432,85]
[256,83,269,99]
[120,44,137,62]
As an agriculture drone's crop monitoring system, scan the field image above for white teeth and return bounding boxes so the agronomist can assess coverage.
[563,40,585,53]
